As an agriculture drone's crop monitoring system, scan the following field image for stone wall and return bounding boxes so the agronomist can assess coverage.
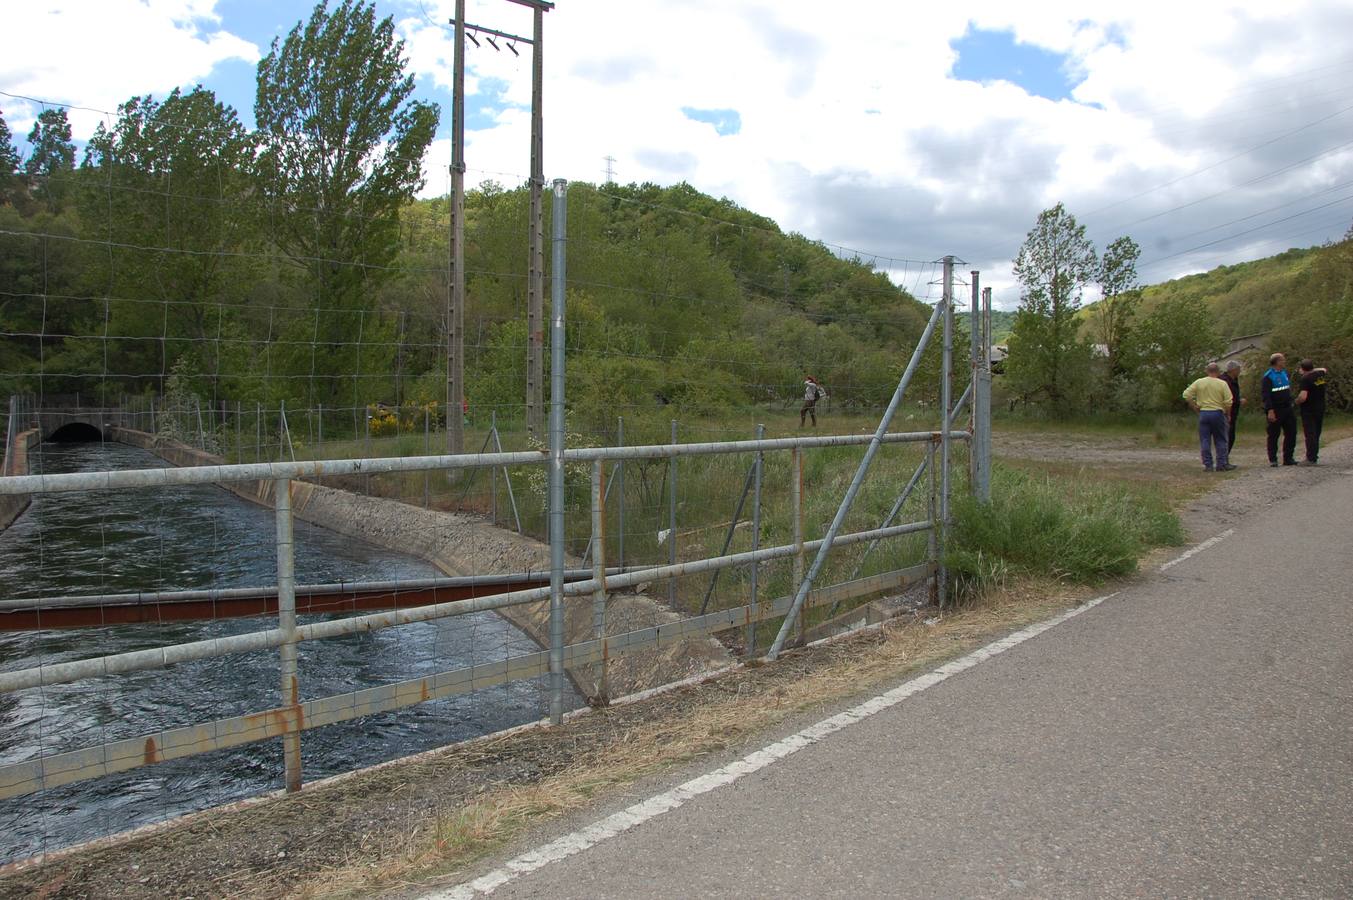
[106,427,731,701]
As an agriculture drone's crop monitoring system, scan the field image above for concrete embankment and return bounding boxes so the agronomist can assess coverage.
[105,428,731,700]
[0,429,40,531]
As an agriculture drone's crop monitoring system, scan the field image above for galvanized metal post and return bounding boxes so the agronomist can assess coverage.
[766,298,947,659]
[977,287,993,503]
[590,459,608,704]
[926,438,939,607]
[235,401,241,461]
[938,255,954,608]
[747,422,764,656]
[424,407,432,509]
[317,402,323,451]
[970,270,980,491]
[275,477,302,793]
[255,402,262,463]
[615,416,625,573]
[791,444,804,596]
[667,419,678,608]
[489,409,498,523]
[547,178,568,726]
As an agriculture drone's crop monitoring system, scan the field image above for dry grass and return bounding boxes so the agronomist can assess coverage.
[295,578,1088,899]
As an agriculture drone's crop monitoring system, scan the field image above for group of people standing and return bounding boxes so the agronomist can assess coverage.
[1184,352,1328,471]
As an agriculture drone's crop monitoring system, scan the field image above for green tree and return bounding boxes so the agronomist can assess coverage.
[23,107,76,208]
[1094,235,1141,376]
[80,88,258,391]
[1138,295,1225,407]
[254,0,439,407]
[0,109,19,173]
[1007,203,1098,407]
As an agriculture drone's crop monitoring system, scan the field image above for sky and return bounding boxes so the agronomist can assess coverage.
[2,0,1352,308]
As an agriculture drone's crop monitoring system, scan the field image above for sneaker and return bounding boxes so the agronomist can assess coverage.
[1282,460,1298,466]
[1269,460,1279,467]
[1204,466,1214,472]
[1299,460,1318,466]
[1218,464,1238,471]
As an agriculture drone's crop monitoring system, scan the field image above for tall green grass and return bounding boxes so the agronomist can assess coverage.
[946,465,1184,597]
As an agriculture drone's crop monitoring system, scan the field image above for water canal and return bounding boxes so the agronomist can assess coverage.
[0,440,576,863]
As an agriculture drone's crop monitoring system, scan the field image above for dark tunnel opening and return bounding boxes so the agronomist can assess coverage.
[48,422,104,443]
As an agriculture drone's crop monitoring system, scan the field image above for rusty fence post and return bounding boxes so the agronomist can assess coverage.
[791,444,805,644]
[746,422,764,656]
[275,477,302,792]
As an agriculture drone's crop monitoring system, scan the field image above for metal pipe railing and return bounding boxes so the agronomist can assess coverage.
[0,430,970,497]
[0,518,932,694]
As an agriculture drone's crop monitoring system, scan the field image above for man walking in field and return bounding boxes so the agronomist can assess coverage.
[1183,362,1236,472]
[1222,360,1244,450]
[1260,352,1298,467]
[1294,359,1329,465]
[800,377,825,428]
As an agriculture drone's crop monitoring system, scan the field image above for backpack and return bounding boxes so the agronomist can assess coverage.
[812,383,826,402]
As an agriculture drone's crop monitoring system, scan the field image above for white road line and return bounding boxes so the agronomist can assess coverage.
[1159,529,1234,572]
[424,591,1122,900]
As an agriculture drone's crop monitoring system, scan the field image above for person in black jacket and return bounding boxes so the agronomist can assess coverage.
[1222,360,1244,450]
[1260,352,1297,466]
[1295,359,1329,465]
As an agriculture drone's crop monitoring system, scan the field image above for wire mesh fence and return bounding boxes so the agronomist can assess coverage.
[0,90,994,863]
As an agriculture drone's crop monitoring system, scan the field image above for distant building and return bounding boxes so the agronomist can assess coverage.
[1213,331,1271,366]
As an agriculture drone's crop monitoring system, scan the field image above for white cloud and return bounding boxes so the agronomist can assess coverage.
[0,0,257,140]
[5,0,1352,308]
[392,1,1353,305]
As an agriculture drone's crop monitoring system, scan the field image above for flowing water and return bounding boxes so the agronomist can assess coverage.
[0,440,575,863]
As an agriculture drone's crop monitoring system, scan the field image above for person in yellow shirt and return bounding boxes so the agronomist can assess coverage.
[1182,362,1236,472]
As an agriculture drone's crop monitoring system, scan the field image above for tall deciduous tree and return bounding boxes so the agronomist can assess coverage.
[1007,203,1098,406]
[254,0,439,405]
[0,109,19,174]
[1095,235,1141,376]
[81,88,257,391]
[23,107,76,208]
[1138,295,1225,407]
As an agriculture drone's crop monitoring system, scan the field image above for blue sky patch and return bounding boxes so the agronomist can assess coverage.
[951,28,1077,102]
[681,107,741,136]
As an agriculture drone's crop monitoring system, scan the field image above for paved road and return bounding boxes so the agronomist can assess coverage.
[435,467,1353,898]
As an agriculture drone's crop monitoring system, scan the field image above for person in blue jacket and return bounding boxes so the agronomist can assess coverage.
[1260,352,1297,467]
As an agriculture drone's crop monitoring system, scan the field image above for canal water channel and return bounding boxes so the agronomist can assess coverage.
[0,440,576,863]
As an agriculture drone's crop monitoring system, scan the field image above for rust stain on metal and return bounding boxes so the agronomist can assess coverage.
[143,737,159,765]
[419,679,430,702]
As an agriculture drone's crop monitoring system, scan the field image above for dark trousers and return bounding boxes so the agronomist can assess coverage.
[1301,408,1325,462]
[799,399,817,427]
[1266,407,1297,463]
[1227,410,1238,450]
[1198,410,1229,469]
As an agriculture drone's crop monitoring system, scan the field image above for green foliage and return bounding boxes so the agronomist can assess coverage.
[1008,203,1098,406]
[1136,294,1226,408]
[1094,235,1142,375]
[22,108,75,178]
[947,466,1184,591]
[0,109,18,174]
[253,0,438,406]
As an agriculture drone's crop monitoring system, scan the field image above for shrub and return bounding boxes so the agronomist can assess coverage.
[945,466,1183,598]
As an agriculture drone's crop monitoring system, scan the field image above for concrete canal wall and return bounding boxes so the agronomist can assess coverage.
[0,430,41,531]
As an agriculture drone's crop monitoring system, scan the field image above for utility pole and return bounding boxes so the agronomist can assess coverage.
[526,1,548,438]
[603,155,616,185]
[447,0,467,454]
[448,0,554,447]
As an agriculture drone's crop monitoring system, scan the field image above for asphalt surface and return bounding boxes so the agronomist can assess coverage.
[437,466,1353,898]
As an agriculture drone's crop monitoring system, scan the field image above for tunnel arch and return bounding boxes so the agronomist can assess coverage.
[48,422,104,443]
